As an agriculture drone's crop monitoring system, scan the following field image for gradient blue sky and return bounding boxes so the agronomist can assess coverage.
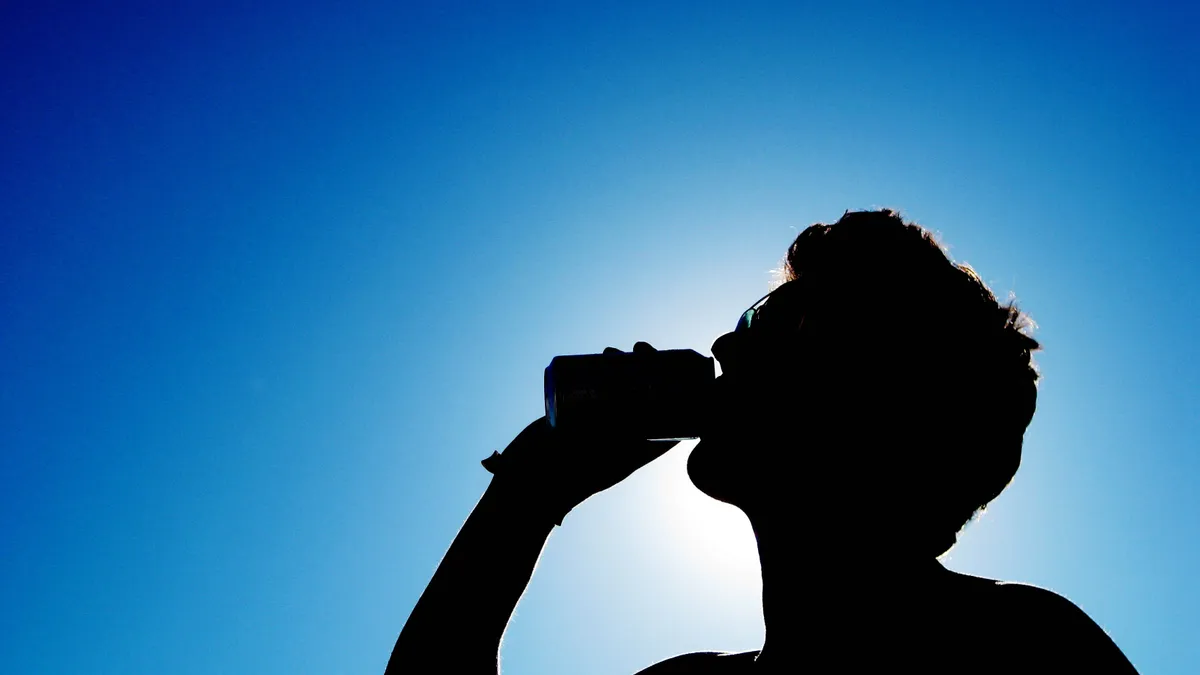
[2,2,1197,673]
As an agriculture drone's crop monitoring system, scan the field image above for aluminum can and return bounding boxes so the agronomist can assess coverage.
[544,348,715,440]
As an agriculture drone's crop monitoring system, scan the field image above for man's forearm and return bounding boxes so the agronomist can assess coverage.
[385,479,558,674]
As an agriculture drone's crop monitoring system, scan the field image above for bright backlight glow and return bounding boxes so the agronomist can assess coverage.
[645,441,763,598]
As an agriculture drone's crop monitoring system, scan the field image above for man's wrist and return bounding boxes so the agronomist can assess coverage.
[481,449,579,526]
[481,474,573,528]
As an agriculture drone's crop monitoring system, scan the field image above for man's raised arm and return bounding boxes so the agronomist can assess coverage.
[385,469,560,673]
[384,415,675,674]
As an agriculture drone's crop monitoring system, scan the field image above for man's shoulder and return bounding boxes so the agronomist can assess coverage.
[634,651,758,675]
[954,572,1104,628]
[991,580,1116,636]
[945,572,1138,672]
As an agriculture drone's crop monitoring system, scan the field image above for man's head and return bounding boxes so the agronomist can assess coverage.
[689,209,1040,556]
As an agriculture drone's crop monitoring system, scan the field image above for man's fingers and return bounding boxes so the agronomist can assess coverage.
[603,343,657,355]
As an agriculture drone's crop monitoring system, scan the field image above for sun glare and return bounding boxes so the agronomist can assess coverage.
[645,441,762,596]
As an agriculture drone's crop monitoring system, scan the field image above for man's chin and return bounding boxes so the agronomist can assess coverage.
[686,438,750,507]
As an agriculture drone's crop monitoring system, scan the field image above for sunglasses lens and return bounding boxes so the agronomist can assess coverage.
[736,308,755,331]
[735,282,802,333]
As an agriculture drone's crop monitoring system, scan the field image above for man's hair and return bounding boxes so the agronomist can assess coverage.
[782,209,1040,556]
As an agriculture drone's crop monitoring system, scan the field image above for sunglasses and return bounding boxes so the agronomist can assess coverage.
[734,280,806,333]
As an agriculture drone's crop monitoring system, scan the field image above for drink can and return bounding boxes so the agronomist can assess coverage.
[544,348,715,440]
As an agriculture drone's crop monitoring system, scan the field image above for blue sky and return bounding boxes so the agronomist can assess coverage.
[2,1,1196,673]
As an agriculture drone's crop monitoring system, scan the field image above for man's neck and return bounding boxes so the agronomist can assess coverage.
[750,520,944,669]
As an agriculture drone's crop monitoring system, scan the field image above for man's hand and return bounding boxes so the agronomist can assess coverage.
[484,342,680,525]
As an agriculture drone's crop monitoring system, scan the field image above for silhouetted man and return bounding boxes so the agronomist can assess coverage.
[386,210,1139,673]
